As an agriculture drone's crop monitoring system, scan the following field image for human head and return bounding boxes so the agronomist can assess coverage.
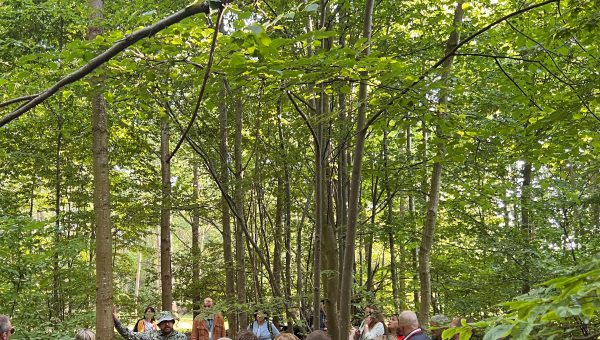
[236,330,259,340]
[204,297,214,309]
[254,310,267,323]
[397,311,419,336]
[0,315,14,340]
[75,328,95,340]
[306,330,331,340]
[156,311,176,335]
[144,306,156,320]
[217,338,233,340]
[276,333,300,340]
[387,315,400,334]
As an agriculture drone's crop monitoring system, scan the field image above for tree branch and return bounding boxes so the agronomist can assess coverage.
[362,0,559,130]
[0,94,39,109]
[168,3,226,162]
[494,58,543,111]
[0,2,211,128]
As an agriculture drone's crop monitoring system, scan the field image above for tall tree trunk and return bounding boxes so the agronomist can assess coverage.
[234,94,248,328]
[88,0,113,336]
[277,107,294,329]
[340,1,374,339]
[52,113,63,321]
[520,161,532,294]
[220,83,237,334]
[297,190,312,328]
[274,178,283,292]
[418,1,464,325]
[160,116,173,311]
[366,175,378,292]
[192,162,201,318]
[383,128,400,314]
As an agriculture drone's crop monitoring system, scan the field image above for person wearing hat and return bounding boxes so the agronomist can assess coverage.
[113,309,187,339]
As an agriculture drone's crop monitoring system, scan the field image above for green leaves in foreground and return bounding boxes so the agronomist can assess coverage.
[443,255,600,339]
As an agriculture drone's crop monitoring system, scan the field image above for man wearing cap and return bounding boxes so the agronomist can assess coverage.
[191,297,225,340]
[113,309,187,339]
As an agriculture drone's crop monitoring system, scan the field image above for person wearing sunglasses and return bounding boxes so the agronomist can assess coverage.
[0,315,14,340]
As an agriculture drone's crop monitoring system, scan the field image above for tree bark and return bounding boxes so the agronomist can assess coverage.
[418,1,464,325]
[234,93,248,328]
[52,113,63,321]
[520,161,532,294]
[220,82,237,335]
[160,115,173,311]
[383,128,400,314]
[88,0,113,337]
[192,162,201,319]
[339,1,374,339]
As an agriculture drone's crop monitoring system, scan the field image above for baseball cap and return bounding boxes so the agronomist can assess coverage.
[156,311,176,325]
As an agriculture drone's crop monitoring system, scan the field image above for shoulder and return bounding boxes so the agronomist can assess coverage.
[413,334,430,340]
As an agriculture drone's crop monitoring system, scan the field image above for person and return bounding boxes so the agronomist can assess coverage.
[113,309,187,339]
[191,297,226,340]
[0,315,14,340]
[75,329,96,340]
[397,311,429,340]
[375,315,403,340]
[306,330,331,340]
[319,300,327,331]
[249,310,281,340]
[134,306,158,333]
[236,330,259,340]
[276,333,300,340]
[357,306,385,340]
[429,315,448,340]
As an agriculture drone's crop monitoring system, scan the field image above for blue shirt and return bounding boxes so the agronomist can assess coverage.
[249,321,280,340]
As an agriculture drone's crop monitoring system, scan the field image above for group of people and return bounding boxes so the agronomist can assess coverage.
[350,305,461,340]
[0,300,457,340]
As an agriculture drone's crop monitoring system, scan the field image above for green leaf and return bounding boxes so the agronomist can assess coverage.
[484,324,513,340]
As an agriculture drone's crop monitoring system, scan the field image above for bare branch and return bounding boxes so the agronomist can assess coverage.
[0,2,211,128]
[494,58,544,111]
[363,0,559,130]
[168,4,226,162]
[0,94,39,109]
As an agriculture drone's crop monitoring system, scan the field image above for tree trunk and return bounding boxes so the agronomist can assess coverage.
[520,161,532,294]
[192,162,201,319]
[383,128,400,314]
[88,0,113,336]
[234,93,248,328]
[53,113,63,321]
[418,1,464,325]
[274,178,283,292]
[160,115,173,311]
[339,1,374,339]
[220,82,237,335]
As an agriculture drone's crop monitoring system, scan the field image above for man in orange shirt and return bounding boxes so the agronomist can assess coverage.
[191,297,226,340]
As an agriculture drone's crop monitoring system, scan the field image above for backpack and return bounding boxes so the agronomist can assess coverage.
[248,320,275,339]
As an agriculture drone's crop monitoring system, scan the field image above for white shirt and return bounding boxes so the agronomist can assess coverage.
[359,321,385,340]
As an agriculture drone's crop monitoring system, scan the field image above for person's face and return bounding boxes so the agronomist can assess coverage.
[158,320,174,334]
[256,311,265,322]
[144,309,154,320]
[387,316,399,330]
[204,298,214,309]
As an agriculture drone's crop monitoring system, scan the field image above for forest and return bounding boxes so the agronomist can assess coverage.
[0,0,599,339]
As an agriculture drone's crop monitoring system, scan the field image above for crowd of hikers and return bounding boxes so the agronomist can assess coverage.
[0,298,462,340]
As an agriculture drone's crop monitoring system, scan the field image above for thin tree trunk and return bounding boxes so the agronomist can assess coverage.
[274,178,283,292]
[418,1,464,325]
[192,162,201,318]
[53,113,63,321]
[520,161,532,294]
[89,0,113,336]
[220,83,237,335]
[340,1,374,339]
[234,93,248,328]
[383,128,399,314]
[366,174,377,292]
[297,189,312,328]
[160,116,173,311]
